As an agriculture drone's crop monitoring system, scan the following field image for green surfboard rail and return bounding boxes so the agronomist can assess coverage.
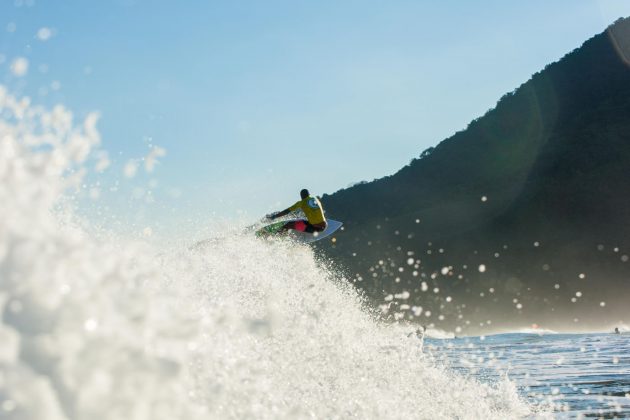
[255,221,286,237]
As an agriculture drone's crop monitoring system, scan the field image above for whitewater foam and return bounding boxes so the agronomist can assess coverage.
[0,87,536,419]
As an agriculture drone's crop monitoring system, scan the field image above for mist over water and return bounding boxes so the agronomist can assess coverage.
[0,88,537,418]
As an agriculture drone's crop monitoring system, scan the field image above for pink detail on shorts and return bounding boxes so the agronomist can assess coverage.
[294,220,307,232]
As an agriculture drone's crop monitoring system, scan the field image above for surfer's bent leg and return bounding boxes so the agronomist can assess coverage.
[282,220,326,233]
[280,221,299,232]
[304,221,326,233]
[281,220,305,232]
[297,220,326,233]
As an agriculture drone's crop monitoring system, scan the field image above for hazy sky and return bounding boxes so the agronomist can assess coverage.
[2,0,630,231]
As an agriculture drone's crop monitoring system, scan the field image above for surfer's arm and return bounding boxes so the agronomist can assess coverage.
[268,201,301,220]
[268,208,291,219]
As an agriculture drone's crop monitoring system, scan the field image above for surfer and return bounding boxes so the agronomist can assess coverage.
[266,189,327,235]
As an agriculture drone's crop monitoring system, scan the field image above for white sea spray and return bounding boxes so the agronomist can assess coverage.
[0,87,533,419]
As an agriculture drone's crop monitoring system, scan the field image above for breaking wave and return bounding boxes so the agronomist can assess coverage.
[0,87,535,419]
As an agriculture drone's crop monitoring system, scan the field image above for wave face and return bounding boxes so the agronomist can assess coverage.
[0,87,533,419]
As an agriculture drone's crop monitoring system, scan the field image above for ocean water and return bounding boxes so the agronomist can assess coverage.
[424,332,630,419]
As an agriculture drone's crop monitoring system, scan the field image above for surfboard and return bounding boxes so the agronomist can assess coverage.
[255,219,343,244]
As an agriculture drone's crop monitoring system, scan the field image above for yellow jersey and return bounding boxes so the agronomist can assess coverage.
[289,196,326,224]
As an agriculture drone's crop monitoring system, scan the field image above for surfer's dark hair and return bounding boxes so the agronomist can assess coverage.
[300,189,309,199]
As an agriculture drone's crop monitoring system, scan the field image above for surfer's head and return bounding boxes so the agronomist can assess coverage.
[300,189,309,199]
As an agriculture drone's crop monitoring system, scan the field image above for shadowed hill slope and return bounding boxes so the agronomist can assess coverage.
[318,18,630,334]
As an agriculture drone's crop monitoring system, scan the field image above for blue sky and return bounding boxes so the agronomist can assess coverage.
[2,0,630,234]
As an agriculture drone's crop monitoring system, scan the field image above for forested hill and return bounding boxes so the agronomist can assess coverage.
[318,18,630,333]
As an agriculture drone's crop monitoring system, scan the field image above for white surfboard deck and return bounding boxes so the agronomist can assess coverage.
[293,219,343,243]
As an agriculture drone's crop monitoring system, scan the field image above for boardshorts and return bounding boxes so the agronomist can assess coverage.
[288,220,326,233]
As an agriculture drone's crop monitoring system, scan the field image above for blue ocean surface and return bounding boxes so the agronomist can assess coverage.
[424,332,630,418]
